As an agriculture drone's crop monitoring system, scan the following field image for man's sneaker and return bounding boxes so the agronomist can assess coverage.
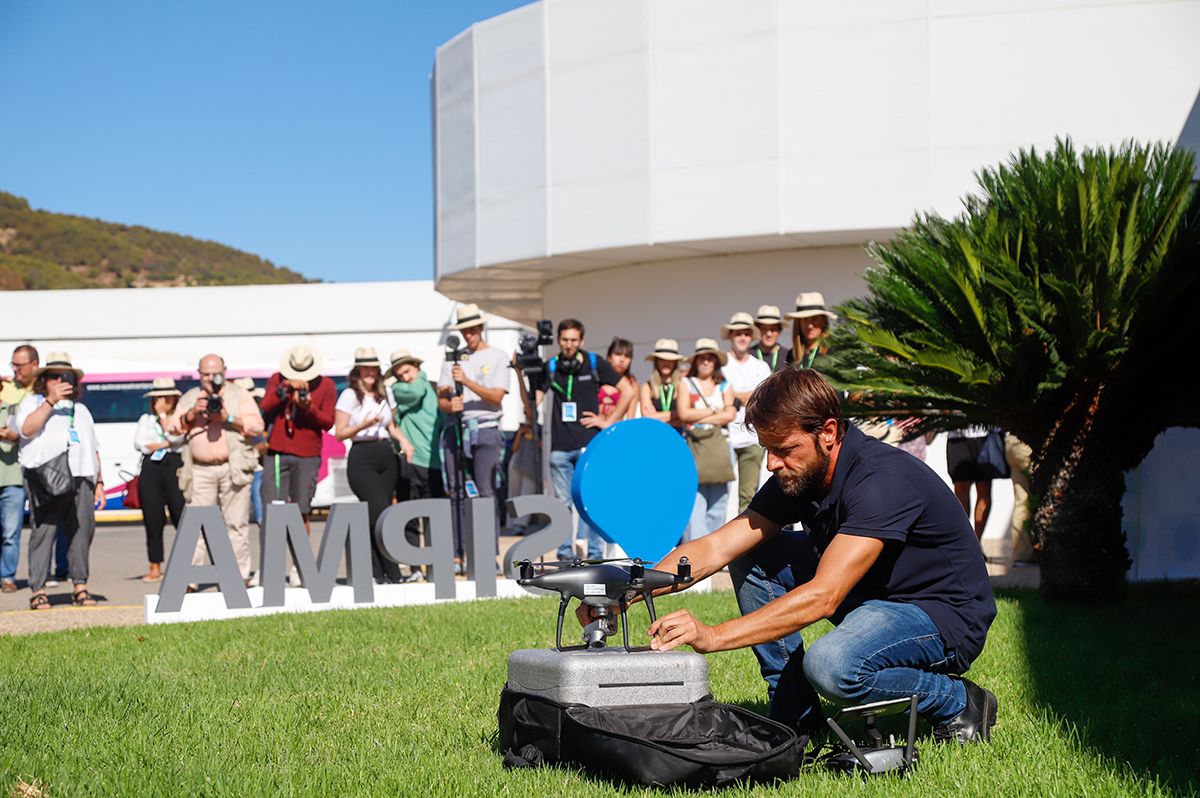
[45,578,59,587]
[934,678,997,744]
[287,567,302,587]
[246,571,261,588]
[791,712,829,764]
[402,570,425,583]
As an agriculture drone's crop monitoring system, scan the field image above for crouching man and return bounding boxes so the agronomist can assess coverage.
[642,369,998,743]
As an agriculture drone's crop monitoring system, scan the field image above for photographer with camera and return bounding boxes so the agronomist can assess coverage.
[535,319,634,562]
[258,345,336,542]
[169,354,264,584]
[437,304,510,573]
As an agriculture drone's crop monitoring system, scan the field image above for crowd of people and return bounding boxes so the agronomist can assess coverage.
[0,289,1033,610]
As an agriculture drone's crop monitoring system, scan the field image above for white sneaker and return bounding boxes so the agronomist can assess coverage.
[45,578,59,587]
[246,571,260,588]
[288,567,302,587]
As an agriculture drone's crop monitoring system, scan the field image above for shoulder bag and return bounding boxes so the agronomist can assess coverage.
[977,429,1011,480]
[685,379,735,485]
[27,449,73,504]
[120,467,142,510]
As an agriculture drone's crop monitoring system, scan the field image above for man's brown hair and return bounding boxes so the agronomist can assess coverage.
[557,318,585,337]
[744,368,845,440]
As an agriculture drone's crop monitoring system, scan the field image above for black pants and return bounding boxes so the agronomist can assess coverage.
[396,461,444,549]
[347,440,400,582]
[139,452,185,564]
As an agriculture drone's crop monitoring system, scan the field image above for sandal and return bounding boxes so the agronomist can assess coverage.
[29,592,51,611]
[72,589,97,606]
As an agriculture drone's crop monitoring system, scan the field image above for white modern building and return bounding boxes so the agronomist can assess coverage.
[432,0,1200,577]
[433,0,1200,347]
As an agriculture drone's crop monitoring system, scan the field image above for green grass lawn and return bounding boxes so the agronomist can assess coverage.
[2,586,1197,797]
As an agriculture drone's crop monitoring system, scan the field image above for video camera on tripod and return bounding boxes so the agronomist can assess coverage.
[512,319,554,381]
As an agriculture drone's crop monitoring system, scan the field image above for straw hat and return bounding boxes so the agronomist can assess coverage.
[689,338,728,367]
[643,338,685,362]
[449,303,489,331]
[785,291,838,321]
[34,352,84,381]
[279,344,324,381]
[142,377,182,398]
[720,311,758,340]
[389,348,423,372]
[233,377,265,400]
[754,305,784,327]
[352,347,382,369]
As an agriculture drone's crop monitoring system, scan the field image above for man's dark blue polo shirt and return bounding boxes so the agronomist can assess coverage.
[748,424,996,673]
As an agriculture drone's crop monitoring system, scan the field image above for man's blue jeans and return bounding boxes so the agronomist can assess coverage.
[730,529,968,727]
[550,448,604,561]
[0,485,25,582]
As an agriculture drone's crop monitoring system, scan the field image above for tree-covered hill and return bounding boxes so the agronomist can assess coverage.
[0,191,311,289]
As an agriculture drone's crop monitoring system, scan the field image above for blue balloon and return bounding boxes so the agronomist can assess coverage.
[572,418,698,563]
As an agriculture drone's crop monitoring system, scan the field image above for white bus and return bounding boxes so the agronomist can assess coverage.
[2,280,528,521]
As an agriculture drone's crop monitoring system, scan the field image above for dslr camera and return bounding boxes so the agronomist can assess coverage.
[206,373,225,416]
[276,383,310,402]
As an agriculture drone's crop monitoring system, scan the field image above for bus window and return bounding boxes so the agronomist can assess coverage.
[82,378,201,424]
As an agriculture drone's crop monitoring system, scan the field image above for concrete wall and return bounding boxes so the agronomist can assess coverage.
[540,245,871,356]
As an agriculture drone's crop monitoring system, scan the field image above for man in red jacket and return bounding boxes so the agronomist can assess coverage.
[258,345,337,538]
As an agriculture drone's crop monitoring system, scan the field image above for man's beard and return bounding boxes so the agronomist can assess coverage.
[777,446,830,498]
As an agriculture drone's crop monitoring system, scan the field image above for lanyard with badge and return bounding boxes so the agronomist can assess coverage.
[755,346,779,371]
[59,400,80,446]
[800,347,819,369]
[552,372,578,422]
[150,417,169,461]
[658,383,675,413]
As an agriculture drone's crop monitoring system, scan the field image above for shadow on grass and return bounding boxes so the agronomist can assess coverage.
[1008,584,1200,795]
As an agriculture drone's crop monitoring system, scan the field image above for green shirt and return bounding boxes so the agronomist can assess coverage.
[0,381,32,487]
[391,374,442,470]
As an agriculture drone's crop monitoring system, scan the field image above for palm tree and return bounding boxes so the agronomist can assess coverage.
[822,139,1200,601]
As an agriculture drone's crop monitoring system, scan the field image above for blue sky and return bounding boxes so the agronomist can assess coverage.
[0,1,528,283]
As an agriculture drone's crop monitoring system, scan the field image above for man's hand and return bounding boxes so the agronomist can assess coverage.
[647,609,720,653]
[451,364,466,385]
[449,396,464,414]
[193,396,209,418]
[579,410,610,430]
[93,481,106,508]
[0,427,17,442]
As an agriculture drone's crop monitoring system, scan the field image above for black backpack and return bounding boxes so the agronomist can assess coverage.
[498,687,803,788]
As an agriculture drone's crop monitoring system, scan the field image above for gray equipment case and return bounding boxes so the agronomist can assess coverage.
[506,647,710,706]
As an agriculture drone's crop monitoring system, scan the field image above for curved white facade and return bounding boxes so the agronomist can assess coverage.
[432,0,1200,575]
[435,0,1200,340]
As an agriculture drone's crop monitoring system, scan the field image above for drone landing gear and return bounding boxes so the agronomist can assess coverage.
[553,592,661,652]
